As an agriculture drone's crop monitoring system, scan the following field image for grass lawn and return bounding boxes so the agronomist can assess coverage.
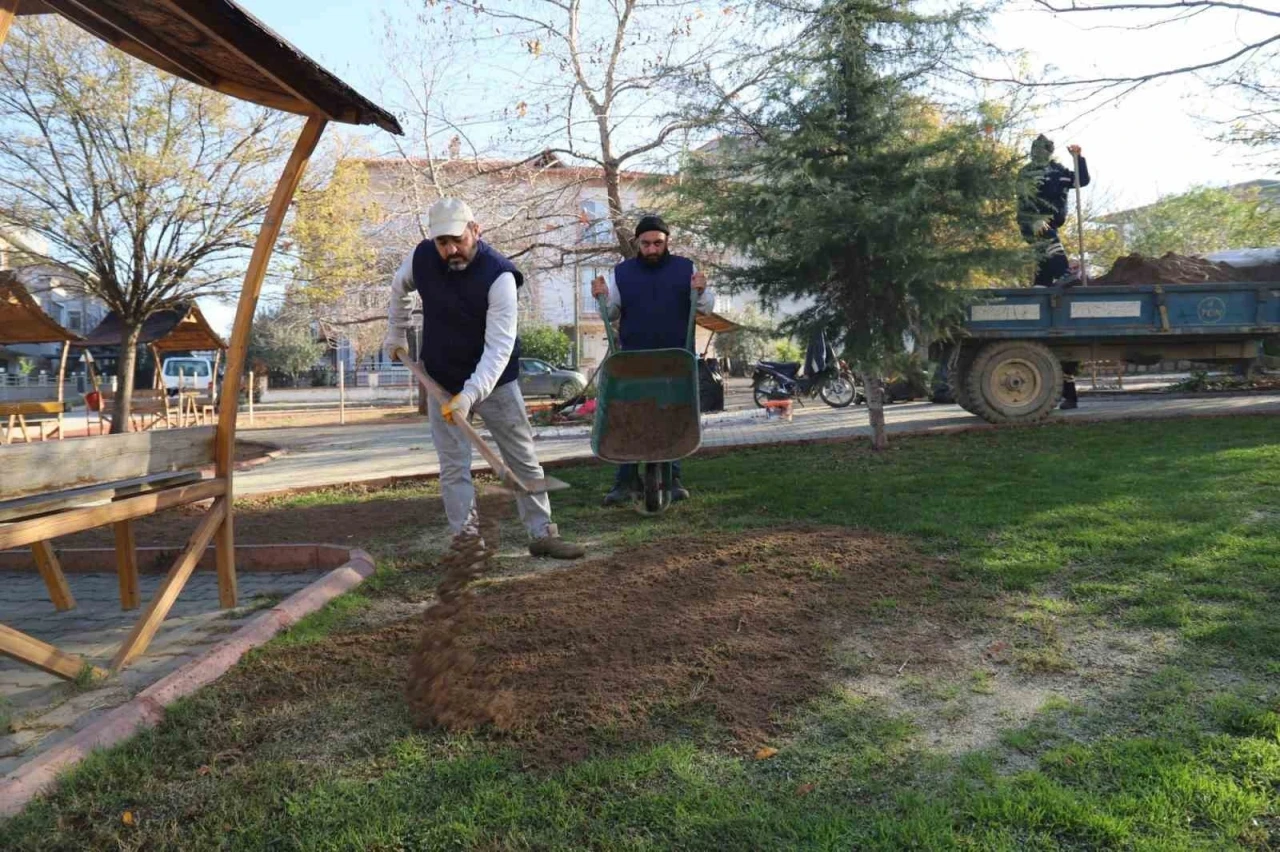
[4,416,1279,850]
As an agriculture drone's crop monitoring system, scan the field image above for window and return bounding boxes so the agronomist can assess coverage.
[521,359,550,374]
[66,310,82,331]
[580,199,612,245]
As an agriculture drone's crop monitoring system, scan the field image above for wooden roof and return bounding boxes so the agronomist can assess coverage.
[19,0,402,134]
[696,312,742,335]
[80,302,227,352]
[0,271,82,344]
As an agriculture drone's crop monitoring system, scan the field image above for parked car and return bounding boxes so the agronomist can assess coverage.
[518,358,586,399]
[159,356,216,393]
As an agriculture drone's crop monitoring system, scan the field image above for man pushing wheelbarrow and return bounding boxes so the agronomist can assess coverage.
[591,215,715,510]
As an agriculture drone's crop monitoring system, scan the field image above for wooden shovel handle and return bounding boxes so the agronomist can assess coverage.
[392,348,523,489]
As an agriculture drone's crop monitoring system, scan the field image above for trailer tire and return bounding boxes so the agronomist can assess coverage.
[966,341,1063,424]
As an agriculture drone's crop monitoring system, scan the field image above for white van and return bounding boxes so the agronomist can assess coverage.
[160,357,215,393]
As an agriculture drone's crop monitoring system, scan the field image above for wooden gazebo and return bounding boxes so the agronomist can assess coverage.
[0,271,82,442]
[0,0,401,680]
[81,302,227,389]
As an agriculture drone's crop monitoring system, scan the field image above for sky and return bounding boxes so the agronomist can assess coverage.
[198,0,1276,332]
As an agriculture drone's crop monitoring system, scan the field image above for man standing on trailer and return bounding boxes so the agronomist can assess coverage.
[383,198,585,558]
[1018,135,1091,409]
[591,214,714,507]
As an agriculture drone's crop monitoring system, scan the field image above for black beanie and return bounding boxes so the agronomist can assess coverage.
[634,214,669,238]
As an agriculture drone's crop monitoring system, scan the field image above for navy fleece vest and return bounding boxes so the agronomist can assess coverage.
[413,239,523,395]
[614,254,695,351]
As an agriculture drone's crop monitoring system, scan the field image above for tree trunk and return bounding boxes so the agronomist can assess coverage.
[866,370,888,451]
[110,323,142,434]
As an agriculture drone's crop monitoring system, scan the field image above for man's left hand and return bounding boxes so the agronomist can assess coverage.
[691,271,707,292]
[1066,144,1082,157]
[442,393,472,425]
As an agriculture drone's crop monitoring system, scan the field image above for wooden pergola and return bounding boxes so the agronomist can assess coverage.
[81,302,228,391]
[0,0,401,680]
[0,272,81,442]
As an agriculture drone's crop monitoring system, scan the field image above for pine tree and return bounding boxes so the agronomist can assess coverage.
[675,0,1023,448]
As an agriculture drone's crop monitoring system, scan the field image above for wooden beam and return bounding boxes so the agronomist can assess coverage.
[42,0,220,87]
[0,624,103,681]
[0,479,225,551]
[157,1,332,118]
[113,521,140,610]
[0,0,19,51]
[31,540,75,611]
[0,426,215,501]
[111,498,226,671]
[214,114,327,610]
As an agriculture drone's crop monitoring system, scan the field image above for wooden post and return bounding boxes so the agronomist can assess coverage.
[0,0,18,49]
[247,370,254,426]
[111,498,226,671]
[56,340,70,440]
[338,360,345,425]
[114,520,140,610]
[31,540,75,611]
[214,115,327,611]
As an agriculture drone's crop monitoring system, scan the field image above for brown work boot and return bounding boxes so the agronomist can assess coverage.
[528,525,585,560]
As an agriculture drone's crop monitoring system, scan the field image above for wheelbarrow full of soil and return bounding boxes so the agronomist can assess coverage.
[591,294,701,513]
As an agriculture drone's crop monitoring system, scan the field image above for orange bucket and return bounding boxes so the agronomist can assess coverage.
[763,399,793,422]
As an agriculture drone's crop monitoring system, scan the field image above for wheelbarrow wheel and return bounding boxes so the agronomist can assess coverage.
[643,463,662,513]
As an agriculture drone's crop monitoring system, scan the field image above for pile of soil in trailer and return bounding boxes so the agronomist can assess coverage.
[597,399,698,460]
[405,526,947,762]
[1094,252,1280,286]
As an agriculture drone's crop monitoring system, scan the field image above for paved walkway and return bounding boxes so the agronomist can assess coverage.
[236,393,1280,495]
[0,570,327,778]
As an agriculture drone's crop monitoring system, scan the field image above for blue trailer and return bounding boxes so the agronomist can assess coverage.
[937,280,1280,423]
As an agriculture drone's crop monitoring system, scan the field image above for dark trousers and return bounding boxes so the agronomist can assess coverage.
[615,461,682,489]
[1061,360,1078,403]
[1022,224,1070,287]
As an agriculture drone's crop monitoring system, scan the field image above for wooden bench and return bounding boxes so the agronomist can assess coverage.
[95,389,181,432]
[0,400,70,444]
[0,427,231,679]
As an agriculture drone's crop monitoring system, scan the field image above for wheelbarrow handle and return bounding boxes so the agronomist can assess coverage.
[596,294,619,357]
[595,288,698,355]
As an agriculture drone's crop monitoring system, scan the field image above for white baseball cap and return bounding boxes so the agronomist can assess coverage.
[428,197,475,239]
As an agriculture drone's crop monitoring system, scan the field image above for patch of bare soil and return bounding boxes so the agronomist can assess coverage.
[404,527,950,763]
[1094,252,1280,286]
[597,399,698,461]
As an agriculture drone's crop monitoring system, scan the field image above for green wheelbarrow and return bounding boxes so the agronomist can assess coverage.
[591,293,702,514]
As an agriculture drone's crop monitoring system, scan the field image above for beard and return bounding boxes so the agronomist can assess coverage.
[640,248,669,267]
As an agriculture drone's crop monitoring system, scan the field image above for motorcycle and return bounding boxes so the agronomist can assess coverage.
[751,358,862,408]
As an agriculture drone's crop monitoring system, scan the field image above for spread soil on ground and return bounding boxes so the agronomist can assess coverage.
[1094,252,1280,286]
[597,399,698,461]
[404,527,948,763]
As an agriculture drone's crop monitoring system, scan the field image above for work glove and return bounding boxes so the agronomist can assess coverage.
[383,334,408,365]
[442,392,472,426]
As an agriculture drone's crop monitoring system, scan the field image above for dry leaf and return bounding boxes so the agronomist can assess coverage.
[197,765,212,776]
[795,782,816,796]
[121,811,135,826]
[754,746,778,760]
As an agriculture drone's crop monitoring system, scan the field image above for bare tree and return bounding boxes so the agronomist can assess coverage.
[378,0,788,260]
[0,17,295,431]
[965,2,1279,146]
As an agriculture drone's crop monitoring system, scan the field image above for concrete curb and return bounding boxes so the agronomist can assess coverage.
[0,549,376,818]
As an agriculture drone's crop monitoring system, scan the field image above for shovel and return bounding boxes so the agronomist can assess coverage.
[392,348,569,496]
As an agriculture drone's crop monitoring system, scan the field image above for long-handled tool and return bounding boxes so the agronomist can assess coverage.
[392,348,569,495]
[1070,147,1089,286]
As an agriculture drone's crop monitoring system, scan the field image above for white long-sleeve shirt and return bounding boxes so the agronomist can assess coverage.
[385,251,518,407]
[598,265,716,321]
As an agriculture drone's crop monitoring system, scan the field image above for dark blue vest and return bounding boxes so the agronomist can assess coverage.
[413,239,523,395]
[614,254,695,351]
